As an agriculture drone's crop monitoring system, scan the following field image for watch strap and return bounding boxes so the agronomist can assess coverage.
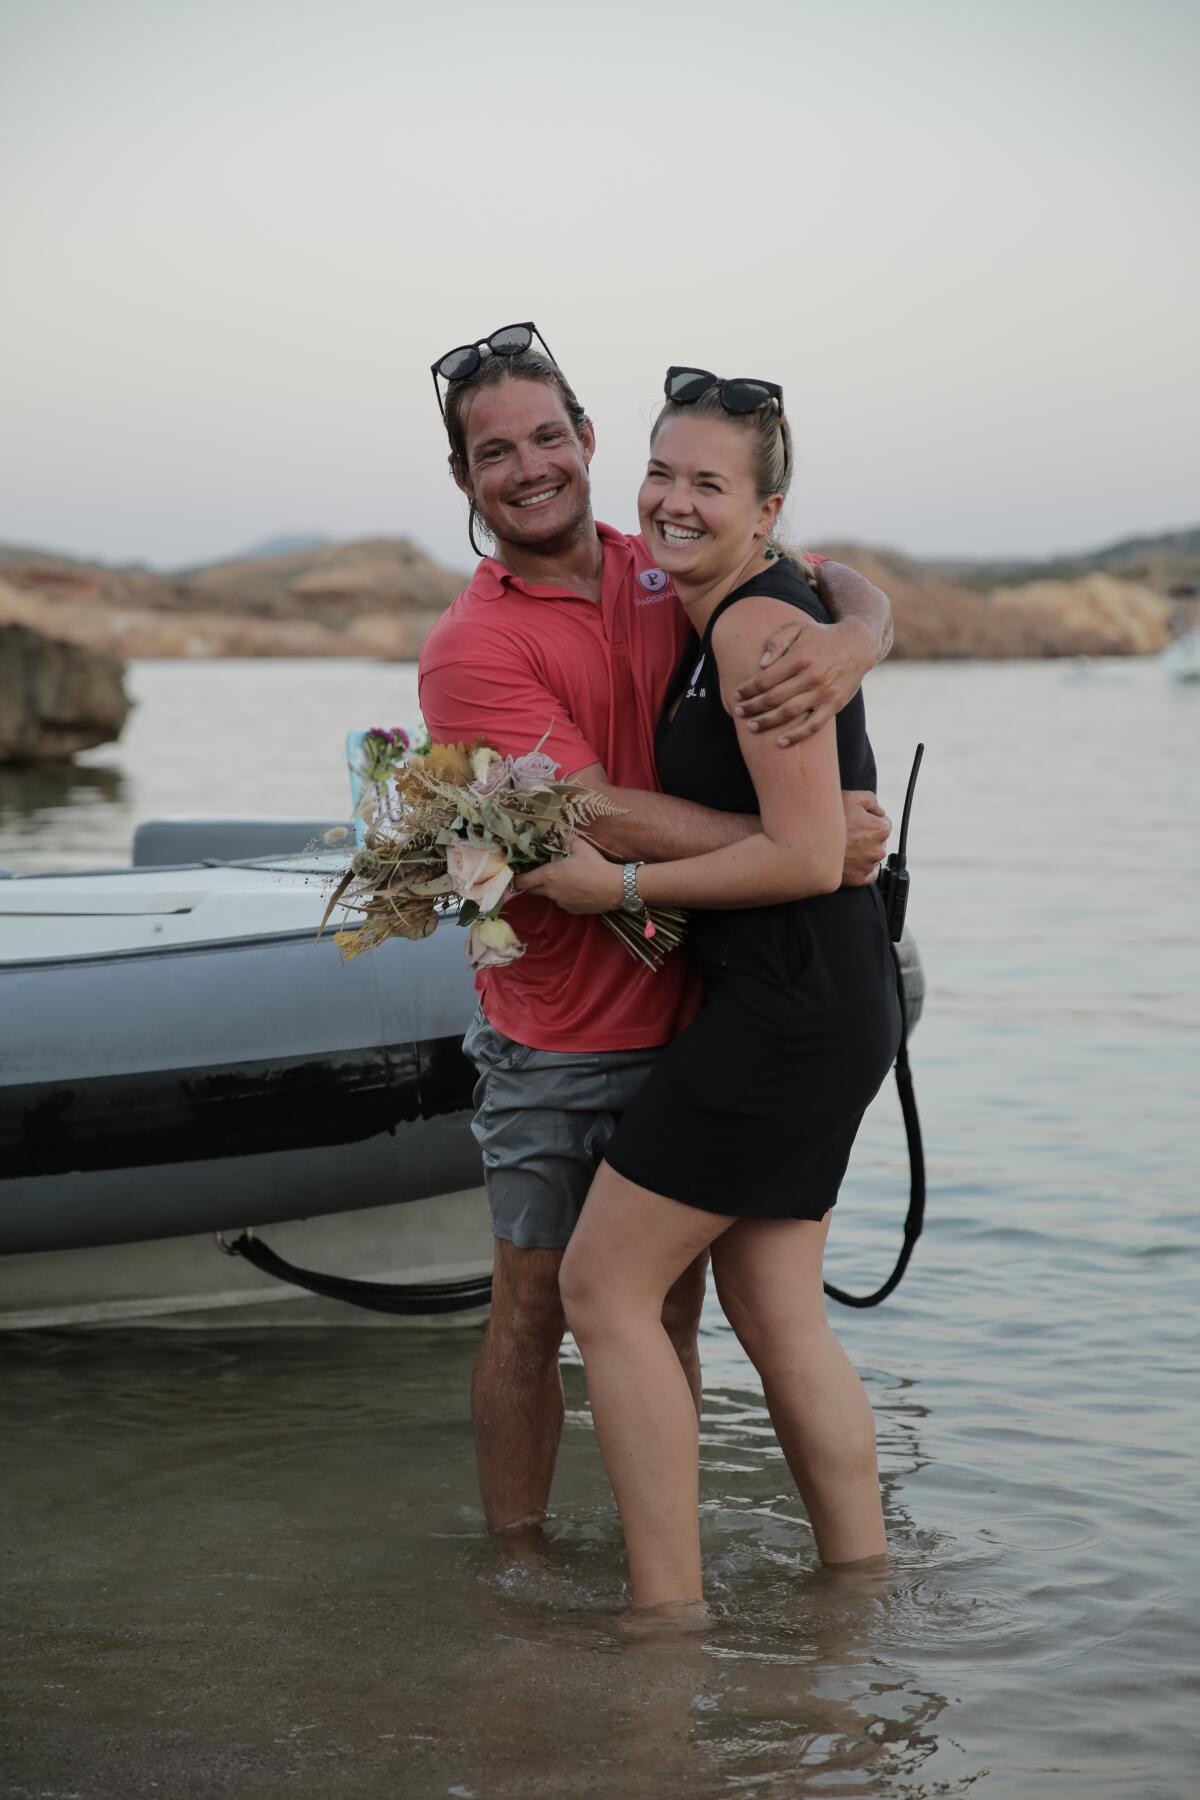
[621,862,646,914]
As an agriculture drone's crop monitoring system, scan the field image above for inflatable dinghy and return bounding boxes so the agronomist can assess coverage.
[0,817,491,1326]
[0,815,924,1327]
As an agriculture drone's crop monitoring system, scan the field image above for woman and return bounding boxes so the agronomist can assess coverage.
[518,369,902,1615]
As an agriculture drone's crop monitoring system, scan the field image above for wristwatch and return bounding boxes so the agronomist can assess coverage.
[620,862,646,915]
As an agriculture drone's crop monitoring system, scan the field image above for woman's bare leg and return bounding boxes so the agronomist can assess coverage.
[559,1162,733,1610]
[712,1215,886,1564]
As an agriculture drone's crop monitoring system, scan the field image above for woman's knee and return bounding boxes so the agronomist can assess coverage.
[714,1268,823,1370]
[560,1240,659,1349]
[711,1260,757,1342]
[558,1240,605,1342]
[661,1254,707,1346]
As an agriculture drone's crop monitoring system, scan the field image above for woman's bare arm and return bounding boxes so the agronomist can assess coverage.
[521,596,847,913]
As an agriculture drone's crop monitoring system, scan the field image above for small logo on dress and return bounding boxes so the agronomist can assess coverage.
[638,568,669,592]
[685,653,707,700]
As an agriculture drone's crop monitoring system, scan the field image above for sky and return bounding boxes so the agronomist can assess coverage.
[1,0,1197,573]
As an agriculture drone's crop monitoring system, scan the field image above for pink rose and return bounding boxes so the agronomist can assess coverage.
[509,751,559,795]
[466,917,525,969]
[445,840,513,914]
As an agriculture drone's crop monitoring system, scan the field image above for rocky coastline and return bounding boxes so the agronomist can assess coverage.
[810,543,1185,660]
[3,526,1194,665]
[0,537,458,664]
[1,527,1194,762]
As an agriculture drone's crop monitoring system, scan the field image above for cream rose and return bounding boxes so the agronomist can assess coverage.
[465,916,525,969]
[469,746,504,786]
[445,840,513,915]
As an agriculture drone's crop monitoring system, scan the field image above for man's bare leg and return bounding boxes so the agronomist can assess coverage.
[472,1242,709,1530]
[471,1241,567,1532]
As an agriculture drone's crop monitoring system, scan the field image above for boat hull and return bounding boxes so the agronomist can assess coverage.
[0,824,926,1326]
[1,924,482,1255]
[0,1189,493,1330]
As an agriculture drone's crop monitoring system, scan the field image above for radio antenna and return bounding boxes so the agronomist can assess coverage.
[896,742,925,867]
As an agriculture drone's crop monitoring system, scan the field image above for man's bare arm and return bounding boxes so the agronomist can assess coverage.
[575,763,756,860]
[817,560,893,660]
[732,560,894,745]
[574,763,889,884]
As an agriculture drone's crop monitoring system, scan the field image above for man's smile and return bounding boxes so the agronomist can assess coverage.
[512,486,564,509]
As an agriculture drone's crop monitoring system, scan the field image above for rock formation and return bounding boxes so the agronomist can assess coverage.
[989,574,1171,656]
[811,545,1175,659]
[0,592,132,763]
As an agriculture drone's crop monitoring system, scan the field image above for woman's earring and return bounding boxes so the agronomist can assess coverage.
[763,546,777,561]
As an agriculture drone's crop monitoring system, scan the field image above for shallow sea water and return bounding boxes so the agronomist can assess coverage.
[2,657,1198,1798]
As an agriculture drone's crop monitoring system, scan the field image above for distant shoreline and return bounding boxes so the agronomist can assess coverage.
[2,527,1197,666]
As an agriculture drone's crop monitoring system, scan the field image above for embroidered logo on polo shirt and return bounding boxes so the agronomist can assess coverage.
[634,566,677,607]
[638,568,669,592]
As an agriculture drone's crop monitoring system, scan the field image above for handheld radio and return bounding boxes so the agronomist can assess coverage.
[877,743,924,942]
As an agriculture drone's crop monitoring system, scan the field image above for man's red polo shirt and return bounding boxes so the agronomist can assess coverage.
[418,522,700,1052]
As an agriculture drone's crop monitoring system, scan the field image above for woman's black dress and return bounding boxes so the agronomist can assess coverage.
[604,559,901,1220]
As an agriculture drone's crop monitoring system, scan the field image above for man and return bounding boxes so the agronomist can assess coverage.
[418,328,892,1536]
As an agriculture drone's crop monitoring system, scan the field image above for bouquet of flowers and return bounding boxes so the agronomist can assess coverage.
[321,727,686,972]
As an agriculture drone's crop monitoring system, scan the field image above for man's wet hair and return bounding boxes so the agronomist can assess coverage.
[442,351,590,554]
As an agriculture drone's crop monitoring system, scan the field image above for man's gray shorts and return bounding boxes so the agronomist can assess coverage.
[463,1008,662,1250]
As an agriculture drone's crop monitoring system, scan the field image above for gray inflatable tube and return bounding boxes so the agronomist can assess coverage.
[0,914,923,1259]
[0,924,482,1255]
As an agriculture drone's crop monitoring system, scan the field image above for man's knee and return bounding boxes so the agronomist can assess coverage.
[489,1242,568,1355]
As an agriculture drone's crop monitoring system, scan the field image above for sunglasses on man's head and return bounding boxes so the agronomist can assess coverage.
[431,321,558,415]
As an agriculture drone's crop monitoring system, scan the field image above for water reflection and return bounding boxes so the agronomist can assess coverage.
[0,758,125,820]
[456,1493,955,1798]
[443,1382,956,1799]
[1,1329,962,1799]
[0,759,130,873]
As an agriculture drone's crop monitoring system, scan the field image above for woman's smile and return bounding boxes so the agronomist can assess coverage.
[656,520,706,545]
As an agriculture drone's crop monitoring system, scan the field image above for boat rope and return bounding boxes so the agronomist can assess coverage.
[215,1229,493,1315]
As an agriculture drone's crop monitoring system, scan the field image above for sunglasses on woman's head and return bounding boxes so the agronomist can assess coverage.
[663,367,787,475]
[431,321,558,415]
